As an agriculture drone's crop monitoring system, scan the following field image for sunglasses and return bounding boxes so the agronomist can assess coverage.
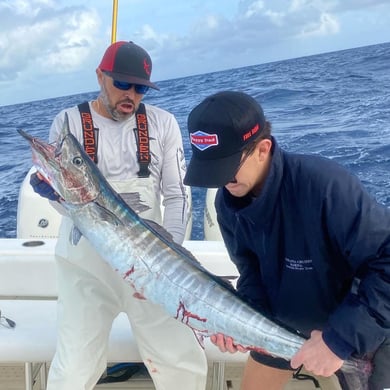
[112,79,149,94]
[228,140,259,184]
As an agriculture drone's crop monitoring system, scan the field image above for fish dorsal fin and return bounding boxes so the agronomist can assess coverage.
[94,202,124,226]
[142,218,205,267]
[141,218,237,293]
[118,192,151,215]
[143,219,175,242]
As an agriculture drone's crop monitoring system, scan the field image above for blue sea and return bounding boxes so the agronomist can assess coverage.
[1,42,389,239]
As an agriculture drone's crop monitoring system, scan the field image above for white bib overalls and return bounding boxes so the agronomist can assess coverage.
[46,177,207,390]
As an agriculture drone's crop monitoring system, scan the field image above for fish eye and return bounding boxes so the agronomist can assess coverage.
[72,156,83,166]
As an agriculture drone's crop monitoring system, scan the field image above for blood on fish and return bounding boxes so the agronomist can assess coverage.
[175,301,207,325]
[123,266,135,278]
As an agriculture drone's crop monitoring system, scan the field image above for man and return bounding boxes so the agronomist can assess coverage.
[183,90,390,390]
[30,41,207,390]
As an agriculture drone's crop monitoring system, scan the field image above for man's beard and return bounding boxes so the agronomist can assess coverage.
[99,87,138,122]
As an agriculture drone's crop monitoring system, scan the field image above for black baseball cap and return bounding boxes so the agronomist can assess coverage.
[184,91,266,187]
[98,41,159,90]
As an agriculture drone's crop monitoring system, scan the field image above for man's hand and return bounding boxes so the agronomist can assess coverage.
[30,172,60,201]
[210,333,248,354]
[290,330,344,377]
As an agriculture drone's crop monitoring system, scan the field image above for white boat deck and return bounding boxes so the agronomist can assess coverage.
[0,363,244,390]
[0,362,342,390]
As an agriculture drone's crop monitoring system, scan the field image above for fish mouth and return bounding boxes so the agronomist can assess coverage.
[18,129,58,160]
[18,129,62,184]
[19,127,101,205]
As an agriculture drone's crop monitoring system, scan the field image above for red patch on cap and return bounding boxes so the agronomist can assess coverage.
[190,131,219,151]
[143,58,151,76]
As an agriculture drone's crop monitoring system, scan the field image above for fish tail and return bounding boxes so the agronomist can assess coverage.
[338,356,373,390]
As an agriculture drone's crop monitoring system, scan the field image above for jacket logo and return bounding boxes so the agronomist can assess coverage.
[285,258,313,271]
[190,131,219,151]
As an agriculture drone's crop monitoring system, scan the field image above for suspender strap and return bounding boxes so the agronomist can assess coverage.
[77,102,98,163]
[77,101,150,177]
[135,103,151,178]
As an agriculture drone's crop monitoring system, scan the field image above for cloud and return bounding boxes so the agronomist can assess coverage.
[0,0,101,82]
[298,13,340,37]
[244,0,266,18]
[144,0,388,79]
[332,0,390,12]
[0,0,388,105]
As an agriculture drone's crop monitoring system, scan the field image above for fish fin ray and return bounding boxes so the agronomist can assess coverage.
[142,217,238,293]
[143,219,175,242]
[70,225,83,245]
[93,202,124,226]
[119,192,151,214]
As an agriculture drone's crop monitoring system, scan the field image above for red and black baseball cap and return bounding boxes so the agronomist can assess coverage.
[98,41,159,90]
[184,91,266,187]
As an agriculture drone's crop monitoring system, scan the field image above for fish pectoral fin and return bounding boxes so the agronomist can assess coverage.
[70,225,83,245]
[94,202,124,226]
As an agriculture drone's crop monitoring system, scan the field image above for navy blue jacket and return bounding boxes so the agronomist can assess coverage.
[216,139,390,359]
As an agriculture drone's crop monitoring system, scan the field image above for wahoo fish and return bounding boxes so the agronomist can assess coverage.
[19,116,371,390]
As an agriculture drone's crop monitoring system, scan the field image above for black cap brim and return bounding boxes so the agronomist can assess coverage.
[184,150,242,188]
[104,71,160,90]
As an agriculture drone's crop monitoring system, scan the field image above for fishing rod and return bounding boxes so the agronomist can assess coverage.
[111,0,118,43]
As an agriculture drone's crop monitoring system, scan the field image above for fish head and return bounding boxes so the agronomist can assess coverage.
[19,113,100,205]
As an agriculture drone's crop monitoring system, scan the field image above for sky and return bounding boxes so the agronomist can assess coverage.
[0,0,389,106]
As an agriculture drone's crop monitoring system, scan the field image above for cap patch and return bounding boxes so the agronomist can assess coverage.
[242,123,260,142]
[190,131,219,151]
[143,58,151,76]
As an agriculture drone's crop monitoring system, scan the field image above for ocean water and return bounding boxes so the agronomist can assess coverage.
[0,42,389,239]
